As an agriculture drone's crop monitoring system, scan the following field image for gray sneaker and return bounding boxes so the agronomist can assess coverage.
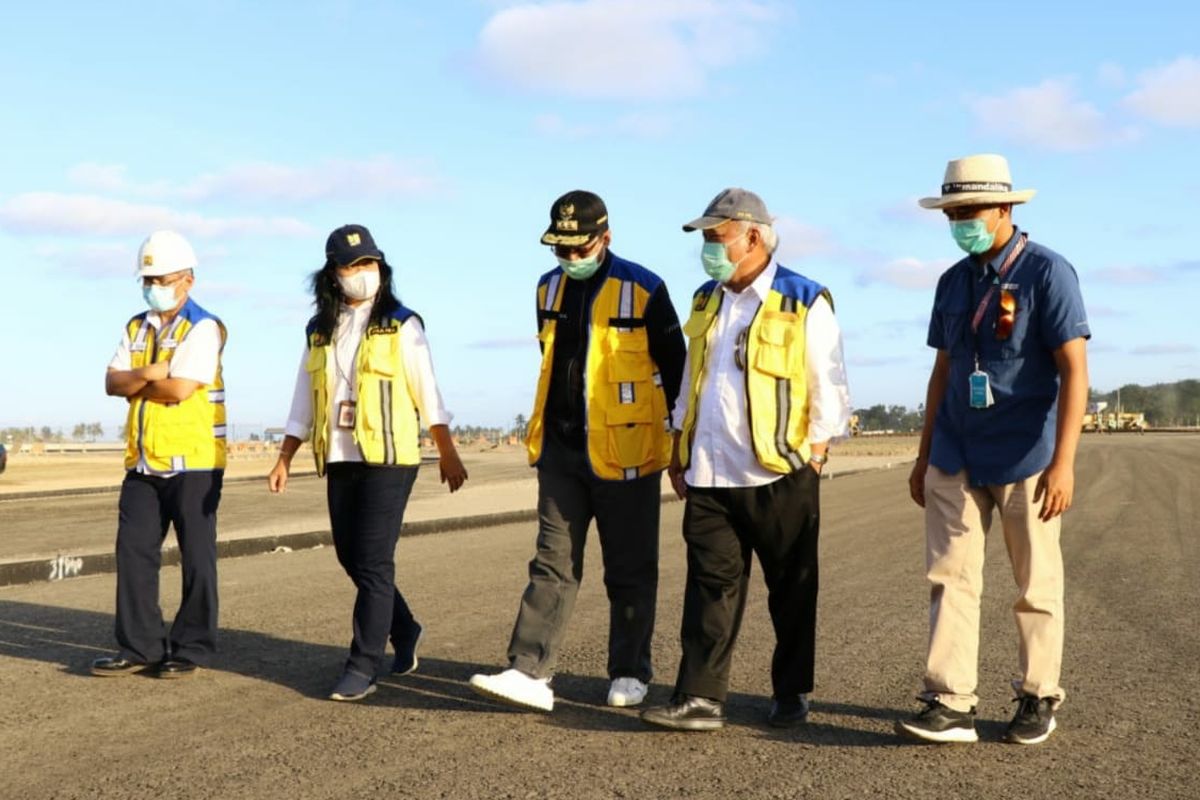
[895,700,978,743]
[329,670,376,702]
[1005,694,1057,745]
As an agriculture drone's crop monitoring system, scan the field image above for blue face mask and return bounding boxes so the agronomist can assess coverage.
[143,283,179,313]
[950,218,996,255]
[700,235,747,283]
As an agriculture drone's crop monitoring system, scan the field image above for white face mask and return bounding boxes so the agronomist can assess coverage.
[337,269,381,301]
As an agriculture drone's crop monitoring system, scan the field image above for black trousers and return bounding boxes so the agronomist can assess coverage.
[507,439,661,682]
[674,466,820,703]
[326,462,420,678]
[115,469,223,665]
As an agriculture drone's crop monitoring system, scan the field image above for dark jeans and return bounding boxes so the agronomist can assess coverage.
[674,466,820,703]
[115,469,223,665]
[326,462,420,678]
[507,439,661,682]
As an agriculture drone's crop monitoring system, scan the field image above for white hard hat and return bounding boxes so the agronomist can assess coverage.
[137,230,198,277]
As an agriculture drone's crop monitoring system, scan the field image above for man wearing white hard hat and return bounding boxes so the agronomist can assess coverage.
[896,155,1089,745]
[91,230,228,679]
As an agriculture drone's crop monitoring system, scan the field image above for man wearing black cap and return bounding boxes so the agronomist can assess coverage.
[641,188,851,731]
[470,190,686,712]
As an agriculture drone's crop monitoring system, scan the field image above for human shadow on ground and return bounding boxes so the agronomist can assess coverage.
[0,598,904,744]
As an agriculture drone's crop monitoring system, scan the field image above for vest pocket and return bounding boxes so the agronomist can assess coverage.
[363,337,399,376]
[605,402,654,468]
[753,316,799,377]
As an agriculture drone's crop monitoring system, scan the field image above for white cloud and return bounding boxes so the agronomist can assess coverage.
[0,193,313,239]
[65,156,439,204]
[1124,56,1200,127]
[533,110,677,138]
[772,217,838,263]
[32,242,131,279]
[477,0,782,99]
[856,257,954,291]
[968,78,1137,151]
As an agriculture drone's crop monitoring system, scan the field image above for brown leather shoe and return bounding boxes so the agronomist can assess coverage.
[641,695,725,731]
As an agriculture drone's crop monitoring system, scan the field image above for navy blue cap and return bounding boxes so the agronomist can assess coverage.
[325,224,383,267]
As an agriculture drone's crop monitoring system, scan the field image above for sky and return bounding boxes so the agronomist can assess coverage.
[1,0,1197,436]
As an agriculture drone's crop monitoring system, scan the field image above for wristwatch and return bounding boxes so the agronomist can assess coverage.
[809,452,828,466]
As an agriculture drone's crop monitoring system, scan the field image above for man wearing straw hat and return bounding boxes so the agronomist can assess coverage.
[896,155,1089,745]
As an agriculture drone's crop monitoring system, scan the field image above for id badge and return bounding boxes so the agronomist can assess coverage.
[969,370,994,409]
[337,401,357,429]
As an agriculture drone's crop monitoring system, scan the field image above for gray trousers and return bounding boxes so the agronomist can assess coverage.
[507,440,661,683]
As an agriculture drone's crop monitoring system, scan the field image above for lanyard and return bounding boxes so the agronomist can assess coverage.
[970,232,1027,335]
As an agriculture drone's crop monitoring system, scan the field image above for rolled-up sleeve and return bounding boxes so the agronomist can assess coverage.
[400,317,453,427]
[168,319,222,384]
[805,295,852,443]
[283,347,314,441]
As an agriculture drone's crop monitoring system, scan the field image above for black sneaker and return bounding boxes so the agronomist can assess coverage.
[895,700,978,743]
[1005,694,1057,745]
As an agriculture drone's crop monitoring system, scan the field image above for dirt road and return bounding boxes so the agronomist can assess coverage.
[0,435,1195,799]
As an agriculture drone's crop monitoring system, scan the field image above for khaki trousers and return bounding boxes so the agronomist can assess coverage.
[920,466,1066,713]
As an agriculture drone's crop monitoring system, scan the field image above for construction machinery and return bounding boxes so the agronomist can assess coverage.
[1082,402,1147,433]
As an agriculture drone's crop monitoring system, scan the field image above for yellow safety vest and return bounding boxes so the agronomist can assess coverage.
[122,298,227,473]
[678,266,832,474]
[526,254,672,480]
[305,308,422,476]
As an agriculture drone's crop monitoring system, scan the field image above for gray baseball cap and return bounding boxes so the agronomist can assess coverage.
[682,187,772,231]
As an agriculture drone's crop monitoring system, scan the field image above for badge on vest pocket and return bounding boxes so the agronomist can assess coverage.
[337,401,357,429]
[968,370,994,409]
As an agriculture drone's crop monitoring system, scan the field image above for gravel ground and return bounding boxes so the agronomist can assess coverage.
[0,435,1196,799]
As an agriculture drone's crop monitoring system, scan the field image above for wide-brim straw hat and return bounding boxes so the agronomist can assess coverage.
[918,154,1036,209]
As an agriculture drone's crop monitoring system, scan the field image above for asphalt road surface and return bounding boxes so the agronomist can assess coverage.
[0,452,536,561]
[0,436,1196,799]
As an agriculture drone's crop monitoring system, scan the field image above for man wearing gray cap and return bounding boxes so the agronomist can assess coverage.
[641,189,851,731]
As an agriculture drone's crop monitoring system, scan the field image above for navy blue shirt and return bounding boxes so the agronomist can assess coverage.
[927,227,1090,486]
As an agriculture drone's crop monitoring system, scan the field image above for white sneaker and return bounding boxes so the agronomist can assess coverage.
[607,677,648,707]
[469,669,554,712]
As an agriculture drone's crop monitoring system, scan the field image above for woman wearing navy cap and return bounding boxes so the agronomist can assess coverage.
[268,223,467,701]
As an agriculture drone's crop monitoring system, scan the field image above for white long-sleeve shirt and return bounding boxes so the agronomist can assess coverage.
[671,260,851,488]
[283,303,452,464]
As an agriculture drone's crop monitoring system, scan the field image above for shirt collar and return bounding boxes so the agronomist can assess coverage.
[978,225,1023,278]
[721,257,777,303]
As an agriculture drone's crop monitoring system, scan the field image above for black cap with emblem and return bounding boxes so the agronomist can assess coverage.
[540,190,609,247]
[325,223,383,267]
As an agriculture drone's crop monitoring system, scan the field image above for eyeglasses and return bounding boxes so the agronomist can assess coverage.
[553,237,602,260]
[995,289,1016,340]
[142,271,190,288]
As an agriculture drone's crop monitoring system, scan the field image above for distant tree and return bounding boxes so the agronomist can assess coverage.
[39,426,52,441]
[72,423,87,441]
